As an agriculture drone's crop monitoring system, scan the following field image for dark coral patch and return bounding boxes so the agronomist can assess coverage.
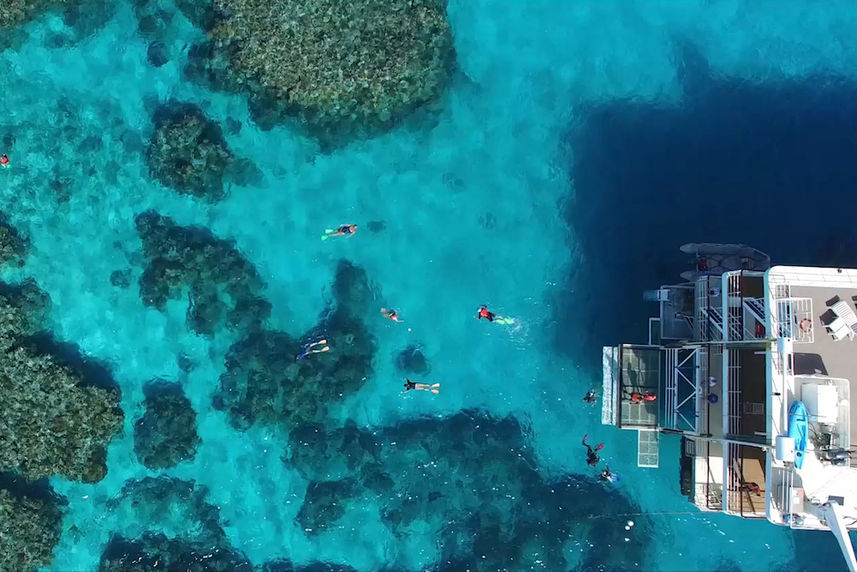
[106,477,226,547]
[133,381,201,469]
[1,0,113,34]
[394,344,430,375]
[134,210,270,336]
[185,0,455,143]
[146,41,168,67]
[214,260,375,430]
[284,411,649,571]
[262,560,357,572]
[98,532,252,572]
[0,213,29,268]
[295,479,357,535]
[0,473,66,572]
[109,269,132,288]
[0,282,123,483]
[147,103,233,201]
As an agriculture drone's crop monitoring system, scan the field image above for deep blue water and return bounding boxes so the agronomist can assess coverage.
[0,1,855,571]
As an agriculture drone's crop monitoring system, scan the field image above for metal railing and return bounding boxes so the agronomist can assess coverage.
[768,281,791,343]
[727,348,742,435]
[665,347,703,433]
[725,443,767,517]
[696,276,723,342]
[695,482,723,510]
[775,297,814,344]
[774,465,796,526]
[727,272,744,341]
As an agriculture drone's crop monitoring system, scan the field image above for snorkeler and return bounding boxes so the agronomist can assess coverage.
[296,339,329,361]
[381,308,404,322]
[476,304,515,325]
[321,224,358,241]
[582,434,604,466]
[403,378,440,394]
[583,390,597,404]
[476,305,496,322]
[600,466,617,483]
[0,154,8,168]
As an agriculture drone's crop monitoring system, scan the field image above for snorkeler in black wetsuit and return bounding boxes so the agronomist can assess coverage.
[296,339,329,361]
[600,466,616,482]
[403,378,440,394]
[582,434,604,466]
[583,390,597,404]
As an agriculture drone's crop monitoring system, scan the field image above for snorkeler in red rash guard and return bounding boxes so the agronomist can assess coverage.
[476,305,495,322]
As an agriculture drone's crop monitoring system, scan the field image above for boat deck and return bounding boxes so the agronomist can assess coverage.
[789,284,857,451]
[767,267,857,528]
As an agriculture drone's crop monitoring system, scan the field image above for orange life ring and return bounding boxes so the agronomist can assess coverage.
[799,318,812,333]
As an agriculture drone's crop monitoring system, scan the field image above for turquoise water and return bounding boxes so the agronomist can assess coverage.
[1,1,856,570]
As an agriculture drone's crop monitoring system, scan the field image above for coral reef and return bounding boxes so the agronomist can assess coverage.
[0,0,56,29]
[295,479,357,535]
[4,96,131,204]
[0,475,66,572]
[262,560,357,572]
[133,381,201,469]
[185,0,455,142]
[284,411,649,571]
[135,210,270,336]
[146,41,168,67]
[98,532,252,572]
[0,346,124,482]
[146,103,233,201]
[0,280,49,347]
[109,268,132,288]
[0,214,29,268]
[395,344,430,375]
[106,477,226,546]
[1,1,114,49]
[214,260,375,430]
[0,281,123,482]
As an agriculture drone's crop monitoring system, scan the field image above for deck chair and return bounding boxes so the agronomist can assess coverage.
[831,301,857,337]
[826,316,853,341]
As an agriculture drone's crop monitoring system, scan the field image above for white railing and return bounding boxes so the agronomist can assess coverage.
[743,297,767,340]
[728,348,742,435]
[666,348,702,433]
[773,465,796,526]
[745,297,766,324]
[775,297,814,344]
[696,278,709,341]
[727,272,743,341]
[696,276,724,342]
[768,280,791,343]
[694,482,723,510]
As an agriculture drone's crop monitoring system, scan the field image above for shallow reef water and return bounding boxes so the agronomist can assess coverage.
[0,1,856,572]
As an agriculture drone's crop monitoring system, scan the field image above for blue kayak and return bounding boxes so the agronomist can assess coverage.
[788,401,809,469]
